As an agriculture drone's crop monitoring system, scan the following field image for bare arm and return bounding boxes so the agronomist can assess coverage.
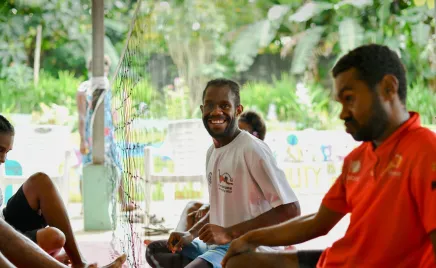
[0,219,66,268]
[228,201,301,239]
[188,211,210,237]
[76,91,87,144]
[244,204,345,247]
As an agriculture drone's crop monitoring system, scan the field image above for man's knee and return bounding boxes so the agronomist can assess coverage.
[147,240,168,252]
[25,172,54,188]
[36,227,66,253]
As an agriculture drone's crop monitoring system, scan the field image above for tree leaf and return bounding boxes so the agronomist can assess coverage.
[288,2,333,23]
[337,0,373,9]
[338,18,364,53]
[291,26,325,75]
[412,22,431,47]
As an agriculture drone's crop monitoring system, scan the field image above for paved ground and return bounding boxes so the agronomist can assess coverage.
[71,193,350,267]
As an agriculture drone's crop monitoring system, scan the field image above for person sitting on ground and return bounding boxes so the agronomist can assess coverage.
[175,110,268,232]
[146,79,300,268]
[221,44,436,268]
[0,114,126,268]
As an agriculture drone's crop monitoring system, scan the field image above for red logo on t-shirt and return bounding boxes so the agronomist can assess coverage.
[218,169,233,185]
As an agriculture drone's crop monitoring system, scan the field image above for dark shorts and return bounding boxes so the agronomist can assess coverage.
[2,186,47,243]
[297,250,323,268]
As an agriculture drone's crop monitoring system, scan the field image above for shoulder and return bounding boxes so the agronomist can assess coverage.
[405,127,436,153]
[238,132,274,159]
[78,80,91,92]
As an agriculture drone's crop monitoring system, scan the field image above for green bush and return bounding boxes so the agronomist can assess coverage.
[0,69,83,114]
[241,74,341,130]
[406,79,436,125]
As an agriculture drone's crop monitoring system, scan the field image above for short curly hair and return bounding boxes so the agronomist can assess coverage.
[0,115,14,135]
[202,78,241,106]
[239,111,266,141]
[332,44,407,104]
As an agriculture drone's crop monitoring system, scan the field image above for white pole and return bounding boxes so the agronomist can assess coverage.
[92,0,105,164]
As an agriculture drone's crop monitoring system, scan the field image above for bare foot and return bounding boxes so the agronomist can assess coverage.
[101,254,127,268]
[71,254,126,268]
[54,251,71,265]
[121,202,137,212]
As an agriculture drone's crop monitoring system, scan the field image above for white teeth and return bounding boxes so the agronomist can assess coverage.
[210,120,224,124]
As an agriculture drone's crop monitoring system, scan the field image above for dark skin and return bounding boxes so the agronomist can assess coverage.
[336,68,409,147]
[222,68,432,268]
[0,133,126,268]
[167,85,300,254]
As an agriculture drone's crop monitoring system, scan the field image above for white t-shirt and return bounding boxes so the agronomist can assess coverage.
[206,131,298,241]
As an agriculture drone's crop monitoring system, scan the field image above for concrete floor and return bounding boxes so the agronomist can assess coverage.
[70,193,350,267]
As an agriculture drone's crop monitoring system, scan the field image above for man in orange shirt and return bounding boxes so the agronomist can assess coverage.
[221,44,436,268]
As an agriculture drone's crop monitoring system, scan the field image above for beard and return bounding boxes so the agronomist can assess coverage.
[202,113,238,140]
[347,95,389,142]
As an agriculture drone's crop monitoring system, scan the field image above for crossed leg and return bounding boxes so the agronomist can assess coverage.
[3,172,126,268]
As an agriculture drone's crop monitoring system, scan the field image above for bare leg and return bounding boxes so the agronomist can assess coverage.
[226,251,299,268]
[185,258,212,268]
[0,252,15,268]
[175,201,203,231]
[0,217,67,268]
[22,172,91,267]
[36,227,66,258]
[22,172,127,268]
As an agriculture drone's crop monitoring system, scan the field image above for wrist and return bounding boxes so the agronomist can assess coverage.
[242,231,257,247]
[225,226,236,240]
[188,229,197,238]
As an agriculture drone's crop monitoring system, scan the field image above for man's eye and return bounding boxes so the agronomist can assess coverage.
[345,95,353,103]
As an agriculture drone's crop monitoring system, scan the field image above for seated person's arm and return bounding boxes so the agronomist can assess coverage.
[235,155,352,247]
[226,143,302,239]
[189,211,210,238]
[243,205,344,247]
[226,201,300,239]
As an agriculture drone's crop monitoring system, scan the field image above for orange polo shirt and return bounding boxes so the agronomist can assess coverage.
[318,112,436,267]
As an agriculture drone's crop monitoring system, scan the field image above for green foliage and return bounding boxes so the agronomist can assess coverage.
[290,26,324,75]
[0,70,82,114]
[241,74,340,129]
[406,80,436,125]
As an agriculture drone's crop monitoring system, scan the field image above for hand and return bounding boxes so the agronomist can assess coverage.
[194,204,210,221]
[198,224,232,245]
[80,140,89,155]
[167,231,194,253]
[221,236,256,267]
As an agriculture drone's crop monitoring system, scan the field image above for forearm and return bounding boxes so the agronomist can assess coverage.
[78,118,86,142]
[244,213,320,247]
[77,93,87,142]
[188,212,210,237]
[0,219,65,268]
[228,202,301,239]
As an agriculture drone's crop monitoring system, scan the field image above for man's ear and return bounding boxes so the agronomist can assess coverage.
[236,104,244,116]
[380,74,399,101]
[200,105,204,113]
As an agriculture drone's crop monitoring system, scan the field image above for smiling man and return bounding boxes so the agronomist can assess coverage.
[220,44,436,268]
[145,79,301,268]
